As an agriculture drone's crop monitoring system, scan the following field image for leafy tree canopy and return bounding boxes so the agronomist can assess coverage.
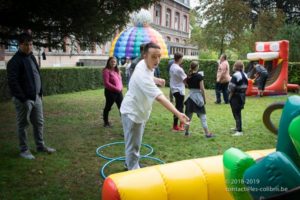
[0,0,159,49]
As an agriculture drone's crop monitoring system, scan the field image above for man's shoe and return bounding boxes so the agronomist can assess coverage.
[20,150,35,160]
[214,101,221,104]
[232,131,243,136]
[37,146,56,154]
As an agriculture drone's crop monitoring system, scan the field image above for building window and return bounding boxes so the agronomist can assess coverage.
[166,36,171,42]
[183,39,187,44]
[183,15,187,32]
[175,12,180,30]
[155,4,162,25]
[166,8,171,28]
[175,38,179,43]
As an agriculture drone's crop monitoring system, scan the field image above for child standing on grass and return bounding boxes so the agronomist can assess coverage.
[120,42,189,170]
[228,60,248,136]
[184,62,214,138]
[169,52,187,131]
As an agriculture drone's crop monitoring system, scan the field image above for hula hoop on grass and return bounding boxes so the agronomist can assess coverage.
[96,141,154,160]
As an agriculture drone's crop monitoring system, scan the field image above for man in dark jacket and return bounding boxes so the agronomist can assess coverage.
[7,33,55,159]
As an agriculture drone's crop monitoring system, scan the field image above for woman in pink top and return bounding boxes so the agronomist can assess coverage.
[102,57,123,127]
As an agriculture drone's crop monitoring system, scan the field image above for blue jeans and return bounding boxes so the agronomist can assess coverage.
[215,82,229,104]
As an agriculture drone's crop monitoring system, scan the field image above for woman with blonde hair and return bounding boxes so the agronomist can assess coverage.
[184,61,214,138]
[228,60,248,136]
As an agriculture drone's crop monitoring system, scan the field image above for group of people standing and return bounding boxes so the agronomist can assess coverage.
[6,32,268,172]
[168,52,213,138]
[100,44,257,170]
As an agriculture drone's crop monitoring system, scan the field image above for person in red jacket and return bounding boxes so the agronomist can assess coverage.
[102,56,123,127]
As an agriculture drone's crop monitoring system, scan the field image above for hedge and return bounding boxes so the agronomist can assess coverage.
[0,59,299,102]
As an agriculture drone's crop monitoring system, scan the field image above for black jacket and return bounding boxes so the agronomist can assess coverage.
[7,50,42,102]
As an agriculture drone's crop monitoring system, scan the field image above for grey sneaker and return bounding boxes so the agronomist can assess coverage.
[20,150,35,160]
[37,146,56,154]
[232,131,243,136]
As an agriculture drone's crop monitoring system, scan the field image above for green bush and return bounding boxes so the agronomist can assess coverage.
[289,62,300,84]
[0,67,103,102]
[41,67,103,96]
[0,60,299,102]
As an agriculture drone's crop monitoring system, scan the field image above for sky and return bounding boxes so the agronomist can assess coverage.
[190,0,199,8]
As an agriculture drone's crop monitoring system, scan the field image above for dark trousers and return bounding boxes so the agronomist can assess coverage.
[173,92,184,126]
[230,95,243,132]
[215,82,229,103]
[103,89,123,124]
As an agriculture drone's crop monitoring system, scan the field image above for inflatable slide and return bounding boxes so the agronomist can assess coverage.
[246,40,299,96]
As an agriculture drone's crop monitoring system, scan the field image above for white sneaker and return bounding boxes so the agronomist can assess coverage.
[20,150,35,159]
[232,131,243,136]
[230,128,237,132]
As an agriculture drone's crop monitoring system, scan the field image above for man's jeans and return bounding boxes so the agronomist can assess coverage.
[13,96,45,152]
[215,82,229,103]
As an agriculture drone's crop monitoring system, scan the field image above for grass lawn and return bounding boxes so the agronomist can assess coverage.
[0,88,291,200]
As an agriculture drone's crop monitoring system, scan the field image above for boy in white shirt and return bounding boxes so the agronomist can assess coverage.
[120,42,189,170]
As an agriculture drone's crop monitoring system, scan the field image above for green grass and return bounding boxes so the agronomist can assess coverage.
[0,88,291,200]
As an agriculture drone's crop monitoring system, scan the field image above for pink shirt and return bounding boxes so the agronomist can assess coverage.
[216,60,231,83]
[102,68,123,92]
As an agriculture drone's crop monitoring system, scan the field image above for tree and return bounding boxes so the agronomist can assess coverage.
[276,23,300,62]
[196,0,251,56]
[244,0,300,24]
[253,9,285,41]
[0,0,159,49]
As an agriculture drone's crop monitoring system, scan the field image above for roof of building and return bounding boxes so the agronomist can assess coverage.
[174,0,190,9]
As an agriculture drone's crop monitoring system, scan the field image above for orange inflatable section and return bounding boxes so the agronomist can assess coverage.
[101,149,274,200]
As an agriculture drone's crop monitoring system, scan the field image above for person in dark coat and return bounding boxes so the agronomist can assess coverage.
[7,32,56,159]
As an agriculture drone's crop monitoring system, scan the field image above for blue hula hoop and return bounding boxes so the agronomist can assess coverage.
[100,155,165,179]
[96,141,154,160]
[96,141,164,179]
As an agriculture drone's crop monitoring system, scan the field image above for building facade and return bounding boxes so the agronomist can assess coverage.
[148,0,198,57]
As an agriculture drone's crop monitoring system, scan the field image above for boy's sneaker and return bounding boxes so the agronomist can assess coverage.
[205,133,215,138]
[184,132,190,137]
[104,122,112,128]
[172,125,184,132]
[20,150,35,160]
[37,146,56,154]
[232,131,243,136]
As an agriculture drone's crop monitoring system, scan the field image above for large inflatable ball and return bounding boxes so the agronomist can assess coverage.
[109,9,168,59]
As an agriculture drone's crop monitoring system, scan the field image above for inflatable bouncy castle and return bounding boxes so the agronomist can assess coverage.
[246,40,299,96]
[109,9,168,60]
[224,95,300,200]
[101,96,300,200]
